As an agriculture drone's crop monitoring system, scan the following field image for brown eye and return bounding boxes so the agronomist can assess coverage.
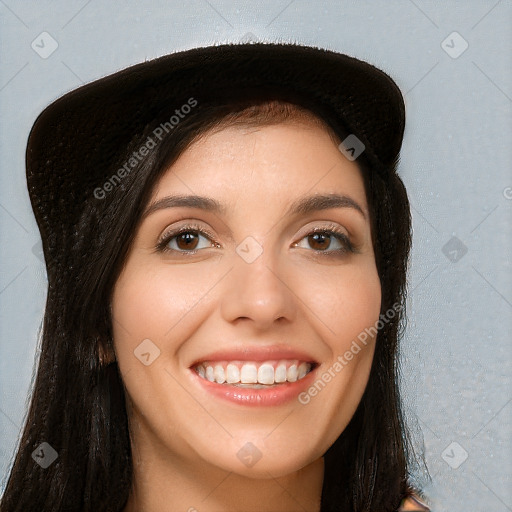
[307,232,332,251]
[158,225,217,254]
[175,231,200,251]
[294,227,355,255]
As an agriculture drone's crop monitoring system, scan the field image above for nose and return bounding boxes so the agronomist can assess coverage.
[220,245,297,331]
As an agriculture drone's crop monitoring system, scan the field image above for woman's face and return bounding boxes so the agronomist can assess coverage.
[111,119,381,478]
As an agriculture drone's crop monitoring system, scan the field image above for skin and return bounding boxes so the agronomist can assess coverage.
[112,120,382,512]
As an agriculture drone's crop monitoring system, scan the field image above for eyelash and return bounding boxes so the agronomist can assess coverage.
[156,222,357,257]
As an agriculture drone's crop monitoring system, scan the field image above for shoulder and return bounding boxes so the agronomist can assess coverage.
[397,493,430,511]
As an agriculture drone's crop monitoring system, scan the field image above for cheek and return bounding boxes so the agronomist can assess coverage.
[337,267,381,342]
[296,260,382,350]
[109,261,217,442]
[297,262,381,434]
[111,261,215,354]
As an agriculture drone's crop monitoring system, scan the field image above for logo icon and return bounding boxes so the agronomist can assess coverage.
[236,236,263,264]
[442,441,468,469]
[236,442,262,468]
[240,32,258,43]
[441,32,468,59]
[442,236,468,263]
[338,134,365,161]
[134,339,161,366]
[31,442,58,468]
[31,32,58,59]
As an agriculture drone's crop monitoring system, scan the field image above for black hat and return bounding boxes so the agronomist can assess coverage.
[26,42,405,268]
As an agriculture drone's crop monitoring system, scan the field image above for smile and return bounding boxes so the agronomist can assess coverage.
[194,360,313,387]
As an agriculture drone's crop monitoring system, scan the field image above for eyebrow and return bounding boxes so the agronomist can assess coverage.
[143,193,366,220]
[143,195,227,219]
[287,193,366,219]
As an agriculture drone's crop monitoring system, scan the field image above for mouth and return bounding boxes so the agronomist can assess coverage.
[188,350,319,406]
[193,359,315,388]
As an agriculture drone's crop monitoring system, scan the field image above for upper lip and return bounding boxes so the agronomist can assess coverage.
[189,345,319,367]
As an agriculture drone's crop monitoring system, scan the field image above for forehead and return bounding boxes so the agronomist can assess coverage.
[150,121,367,210]
[146,122,369,226]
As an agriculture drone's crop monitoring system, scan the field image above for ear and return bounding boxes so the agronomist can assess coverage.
[98,336,117,366]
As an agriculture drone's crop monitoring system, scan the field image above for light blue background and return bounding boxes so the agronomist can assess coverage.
[1,1,511,510]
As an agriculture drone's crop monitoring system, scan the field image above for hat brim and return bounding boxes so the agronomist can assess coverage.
[26,42,405,264]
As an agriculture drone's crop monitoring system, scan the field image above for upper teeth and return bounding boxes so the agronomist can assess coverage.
[195,360,312,385]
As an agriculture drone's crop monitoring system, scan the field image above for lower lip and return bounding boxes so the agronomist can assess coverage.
[189,367,317,406]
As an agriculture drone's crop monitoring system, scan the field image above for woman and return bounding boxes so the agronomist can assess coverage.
[1,43,430,511]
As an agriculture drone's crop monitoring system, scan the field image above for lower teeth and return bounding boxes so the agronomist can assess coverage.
[231,383,284,388]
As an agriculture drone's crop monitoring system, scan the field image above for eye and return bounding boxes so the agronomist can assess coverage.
[157,223,218,254]
[293,225,355,255]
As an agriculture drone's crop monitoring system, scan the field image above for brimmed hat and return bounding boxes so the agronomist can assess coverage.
[25,42,405,268]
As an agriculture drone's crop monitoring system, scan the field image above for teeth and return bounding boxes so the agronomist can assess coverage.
[214,364,225,384]
[275,363,287,383]
[257,363,274,385]
[226,363,240,383]
[287,364,298,382]
[297,362,308,380]
[240,364,258,384]
[196,360,313,386]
